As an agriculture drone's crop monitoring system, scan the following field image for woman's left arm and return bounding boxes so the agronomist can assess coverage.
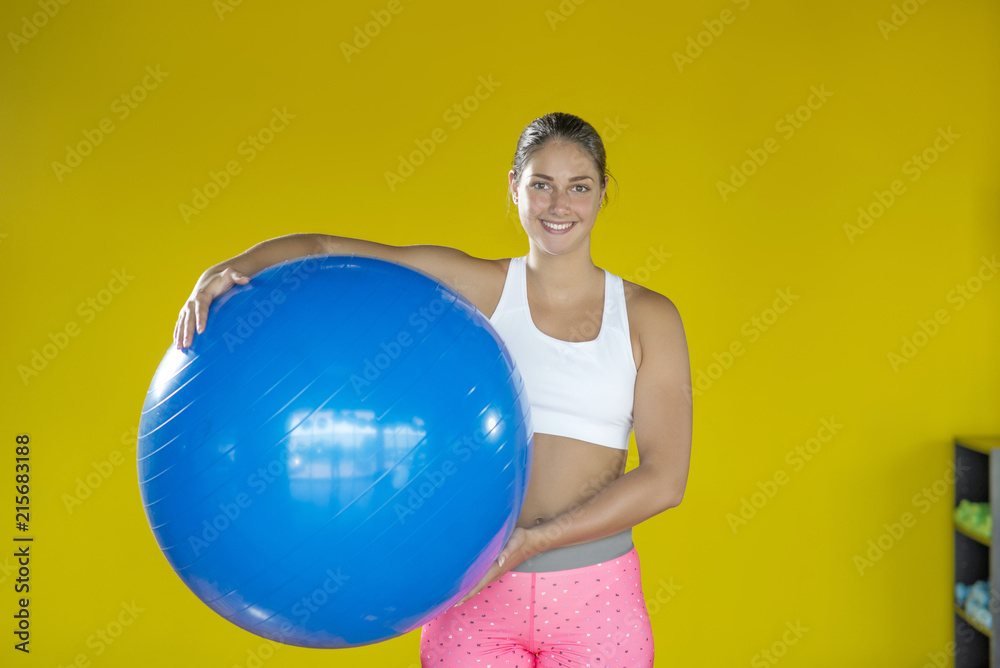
[456,294,692,605]
[525,292,693,554]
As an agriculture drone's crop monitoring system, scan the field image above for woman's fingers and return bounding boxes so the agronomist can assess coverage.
[175,267,249,350]
[174,309,185,349]
[181,305,194,349]
[175,310,188,349]
[194,296,205,336]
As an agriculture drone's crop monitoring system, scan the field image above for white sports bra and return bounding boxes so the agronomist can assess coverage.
[488,255,638,450]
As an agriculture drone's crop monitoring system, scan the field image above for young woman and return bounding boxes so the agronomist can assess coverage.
[173,112,692,667]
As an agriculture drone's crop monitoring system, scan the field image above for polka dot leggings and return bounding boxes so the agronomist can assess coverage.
[419,546,653,667]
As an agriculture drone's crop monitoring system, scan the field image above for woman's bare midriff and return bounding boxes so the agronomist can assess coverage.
[451,256,643,539]
[516,433,629,530]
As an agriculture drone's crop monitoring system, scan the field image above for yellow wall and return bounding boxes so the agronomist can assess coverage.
[2,0,998,665]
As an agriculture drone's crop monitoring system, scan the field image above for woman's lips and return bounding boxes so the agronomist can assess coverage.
[541,219,575,234]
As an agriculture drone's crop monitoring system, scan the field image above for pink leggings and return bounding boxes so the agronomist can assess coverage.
[419,546,654,667]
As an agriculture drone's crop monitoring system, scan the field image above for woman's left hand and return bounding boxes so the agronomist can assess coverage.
[454,526,539,606]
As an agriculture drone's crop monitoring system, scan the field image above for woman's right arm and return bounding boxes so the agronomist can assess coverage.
[173,233,494,350]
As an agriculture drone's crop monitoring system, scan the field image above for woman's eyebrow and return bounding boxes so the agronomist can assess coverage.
[530,174,594,181]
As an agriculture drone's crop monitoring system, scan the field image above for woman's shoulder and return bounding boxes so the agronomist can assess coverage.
[445,253,510,316]
[620,278,685,359]
[621,278,680,321]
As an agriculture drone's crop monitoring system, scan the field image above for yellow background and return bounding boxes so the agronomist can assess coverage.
[2,0,998,665]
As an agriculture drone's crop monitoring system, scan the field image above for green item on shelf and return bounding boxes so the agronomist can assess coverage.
[955,499,992,539]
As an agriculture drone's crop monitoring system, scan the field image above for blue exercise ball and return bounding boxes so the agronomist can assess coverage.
[137,255,532,649]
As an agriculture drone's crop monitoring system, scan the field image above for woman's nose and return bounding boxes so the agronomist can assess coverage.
[550,191,571,212]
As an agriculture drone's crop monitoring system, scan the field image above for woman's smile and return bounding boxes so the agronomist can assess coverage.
[540,219,576,233]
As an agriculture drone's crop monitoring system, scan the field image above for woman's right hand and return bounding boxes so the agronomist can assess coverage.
[173,265,251,350]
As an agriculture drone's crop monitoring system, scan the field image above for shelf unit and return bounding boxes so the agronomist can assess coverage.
[955,435,1000,667]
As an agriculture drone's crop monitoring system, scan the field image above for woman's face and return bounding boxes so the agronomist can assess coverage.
[509,141,608,256]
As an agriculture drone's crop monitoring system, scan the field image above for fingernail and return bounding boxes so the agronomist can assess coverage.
[497,555,505,568]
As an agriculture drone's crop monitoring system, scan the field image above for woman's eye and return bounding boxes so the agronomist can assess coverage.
[530,182,589,192]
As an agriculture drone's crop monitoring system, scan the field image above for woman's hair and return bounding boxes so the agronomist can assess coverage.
[507,112,617,216]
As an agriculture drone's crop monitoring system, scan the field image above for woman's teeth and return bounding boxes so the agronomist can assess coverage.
[542,220,574,231]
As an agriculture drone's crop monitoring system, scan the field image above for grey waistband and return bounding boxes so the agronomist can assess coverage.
[511,527,634,573]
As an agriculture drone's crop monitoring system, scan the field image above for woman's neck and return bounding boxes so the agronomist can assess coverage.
[524,243,603,301]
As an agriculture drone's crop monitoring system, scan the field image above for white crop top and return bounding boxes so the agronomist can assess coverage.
[488,255,638,450]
